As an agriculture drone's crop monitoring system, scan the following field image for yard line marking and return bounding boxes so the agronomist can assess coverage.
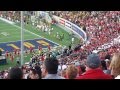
[0,18,60,46]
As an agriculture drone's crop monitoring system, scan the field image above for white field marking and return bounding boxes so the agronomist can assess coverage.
[0,34,33,41]
[0,17,15,24]
[0,34,35,40]
[0,18,60,46]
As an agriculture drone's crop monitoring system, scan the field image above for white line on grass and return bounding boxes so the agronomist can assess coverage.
[0,33,39,43]
[0,18,60,46]
[13,24,60,46]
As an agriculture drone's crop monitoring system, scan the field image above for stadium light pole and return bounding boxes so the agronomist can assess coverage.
[21,11,24,66]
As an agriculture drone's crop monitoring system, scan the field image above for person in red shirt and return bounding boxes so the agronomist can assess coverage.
[10,53,14,62]
[17,49,20,56]
[30,47,33,53]
[76,53,113,79]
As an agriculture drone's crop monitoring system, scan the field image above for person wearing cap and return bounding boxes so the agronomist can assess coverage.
[76,53,112,79]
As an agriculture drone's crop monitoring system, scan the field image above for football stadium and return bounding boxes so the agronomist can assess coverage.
[0,11,120,79]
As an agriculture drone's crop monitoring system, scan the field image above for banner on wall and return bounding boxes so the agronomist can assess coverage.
[65,21,71,29]
[59,18,65,26]
[71,24,85,39]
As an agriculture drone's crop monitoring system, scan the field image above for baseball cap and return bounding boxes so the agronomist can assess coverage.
[86,53,101,69]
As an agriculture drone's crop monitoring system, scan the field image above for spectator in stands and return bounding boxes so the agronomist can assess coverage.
[109,53,120,79]
[101,60,107,70]
[8,67,23,79]
[28,67,41,79]
[34,65,42,79]
[42,57,65,79]
[3,70,9,79]
[105,51,111,60]
[61,69,67,78]
[79,64,86,75]
[103,59,111,75]
[76,53,112,79]
[66,65,78,79]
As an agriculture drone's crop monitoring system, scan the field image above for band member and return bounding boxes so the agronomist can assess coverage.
[38,45,42,55]
[38,45,42,51]
[5,51,9,58]
[13,49,17,56]
[48,44,51,51]
[25,48,28,54]
[17,49,20,56]
[30,47,33,53]
[9,52,12,58]
[10,53,14,62]
[41,54,45,62]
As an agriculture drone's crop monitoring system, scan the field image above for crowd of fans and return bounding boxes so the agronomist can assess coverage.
[0,11,120,79]
[0,43,120,79]
[0,50,120,79]
[52,11,120,52]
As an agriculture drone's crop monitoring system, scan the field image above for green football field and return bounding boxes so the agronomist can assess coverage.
[0,19,80,71]
[0,20,39,43]
[0,20,79,46]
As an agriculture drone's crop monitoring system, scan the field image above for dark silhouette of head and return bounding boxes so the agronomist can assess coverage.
[34,65,42,79]
[8,67,23,79]
[44,57,58,74]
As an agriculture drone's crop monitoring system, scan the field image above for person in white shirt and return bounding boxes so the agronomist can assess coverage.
[56,32,59,39]
[62,64,67,70]
[71,37,74,44]
[51,28,53,31]
[115,75,120,79]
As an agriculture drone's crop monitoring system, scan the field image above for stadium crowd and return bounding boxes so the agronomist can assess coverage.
[52,11,120,51]
[0,47,120,79]
[0,11,120,79]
